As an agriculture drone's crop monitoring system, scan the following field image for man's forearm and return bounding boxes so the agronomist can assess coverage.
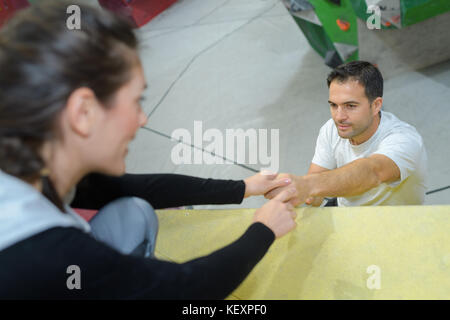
[303,158,382,198]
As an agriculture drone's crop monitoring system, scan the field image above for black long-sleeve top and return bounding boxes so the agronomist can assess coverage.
[71,173,248,210]
[0,173,275,299]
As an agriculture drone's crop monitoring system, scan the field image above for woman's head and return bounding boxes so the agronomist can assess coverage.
[0,0,147,210]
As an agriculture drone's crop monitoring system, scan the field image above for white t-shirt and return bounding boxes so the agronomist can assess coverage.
[311,111,427,206]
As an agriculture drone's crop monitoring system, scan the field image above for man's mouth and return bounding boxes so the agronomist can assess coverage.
[337,123,351,130]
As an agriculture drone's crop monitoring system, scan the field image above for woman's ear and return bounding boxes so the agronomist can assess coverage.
[65,87,100,137]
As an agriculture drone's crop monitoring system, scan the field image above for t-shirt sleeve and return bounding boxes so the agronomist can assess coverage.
[372,129,425,187]
[311,121,337,170]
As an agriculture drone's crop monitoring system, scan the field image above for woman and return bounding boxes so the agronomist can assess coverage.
[0,1,298,299]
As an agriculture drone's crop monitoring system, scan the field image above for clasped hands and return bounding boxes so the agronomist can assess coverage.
[243,171,323,238]
[244,171,323,207]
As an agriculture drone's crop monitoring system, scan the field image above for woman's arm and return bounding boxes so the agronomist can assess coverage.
[0,223,275,299]
[71,172,291,210]
[71,173,246,210]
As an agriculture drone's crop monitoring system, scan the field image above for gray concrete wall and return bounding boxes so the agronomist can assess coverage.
[358,11,450,79]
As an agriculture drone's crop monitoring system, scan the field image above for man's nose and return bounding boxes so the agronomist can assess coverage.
[335,106,348,122]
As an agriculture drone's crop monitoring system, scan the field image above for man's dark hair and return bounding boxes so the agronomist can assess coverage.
[327,61,383,103]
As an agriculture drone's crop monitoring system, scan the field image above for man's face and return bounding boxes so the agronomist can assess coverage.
[328,79,376,142]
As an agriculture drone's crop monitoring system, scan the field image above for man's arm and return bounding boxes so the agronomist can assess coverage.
[307,163,330,175]
[304,163,329,206]
[304,154,400,198]
[266,154,400,205]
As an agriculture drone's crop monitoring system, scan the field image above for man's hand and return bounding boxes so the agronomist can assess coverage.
[305,196,325,207]
[264,173,312,207]
[243,170,292,198]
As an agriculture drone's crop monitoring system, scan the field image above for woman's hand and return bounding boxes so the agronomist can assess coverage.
[243,170,292,198]
[253,188,298,238]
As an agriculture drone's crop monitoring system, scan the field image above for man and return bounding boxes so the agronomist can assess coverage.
[266,61,427,206]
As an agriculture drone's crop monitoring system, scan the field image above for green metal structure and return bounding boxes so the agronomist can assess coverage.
[283,0,450,68]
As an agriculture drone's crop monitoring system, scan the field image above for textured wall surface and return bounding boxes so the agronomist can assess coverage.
[155,206,450,299]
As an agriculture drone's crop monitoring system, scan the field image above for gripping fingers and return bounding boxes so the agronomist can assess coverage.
[290,210,297,219]
[274,187,297,203]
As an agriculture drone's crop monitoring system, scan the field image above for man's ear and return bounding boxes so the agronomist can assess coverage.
[65,87,99,137]
[371,97,383,116]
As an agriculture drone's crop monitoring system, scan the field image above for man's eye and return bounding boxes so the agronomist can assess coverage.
[347,105,356,108]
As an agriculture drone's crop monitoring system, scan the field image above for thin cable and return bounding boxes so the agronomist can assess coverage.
[426,185,450,195]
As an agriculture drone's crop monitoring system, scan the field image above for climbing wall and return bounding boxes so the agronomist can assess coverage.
[0,0,29,28]
[98,0,177,28]
[283,0,450,73]
[155,206,450,299]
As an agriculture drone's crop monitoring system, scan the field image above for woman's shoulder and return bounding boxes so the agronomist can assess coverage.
[0,170,90,252]
[0,226,126,299]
